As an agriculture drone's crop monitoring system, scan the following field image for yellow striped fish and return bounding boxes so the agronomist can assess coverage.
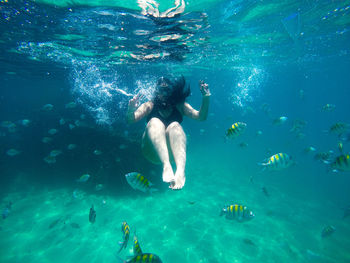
[258,153,294,171]
[220,204,254,222]
[331,154,350,172]
[133,234,143,256]
[125,172,157,193]
[118,221,130,253]
[124,253,163,263]
[226,122,247,138]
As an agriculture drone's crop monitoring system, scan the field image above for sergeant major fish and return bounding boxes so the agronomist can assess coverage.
[119,253,163,263]
[329,122,349,136]
[220,204,255,222]
[258,153,294,171]
[118,221,130,253]
[330,153,350,172]
[314,151,333,164]
[125,172,157,193]
[226,122,247,138]
[133,234,143,256]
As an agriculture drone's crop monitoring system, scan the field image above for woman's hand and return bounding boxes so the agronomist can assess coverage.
[199,80,211,96]
[128,94,142,110]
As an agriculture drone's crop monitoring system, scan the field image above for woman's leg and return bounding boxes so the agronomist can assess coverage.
[142,118,175,183]
[166,122,186,189]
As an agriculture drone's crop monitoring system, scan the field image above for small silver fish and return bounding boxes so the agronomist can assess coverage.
[50,150,62,157]
[95,184,104,191]
[74,120,81,127]
[256,130,263,136]
[65,102,77,109]
[67,144,77,150]
[42,137,52,143]
[43,155,56,164]
[314,151,333,164]
[76,174,90,183]
[273,116,288,125]
[59,118,66,125]
[1,121,15,128]
[304,146,316,153]
[48,129,58,135]
[20,119,31,126]
[72,189,85,199]
[321,104,335,112]
[42,104,54,111]
[6,149,21,156]
[93,150,102,155]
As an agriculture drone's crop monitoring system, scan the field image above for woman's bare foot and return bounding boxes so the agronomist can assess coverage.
[170,171,185,190]
[162,163,175,183]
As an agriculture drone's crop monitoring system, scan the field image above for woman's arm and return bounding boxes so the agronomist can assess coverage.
[127,95,153,123]
[180,80,210,121]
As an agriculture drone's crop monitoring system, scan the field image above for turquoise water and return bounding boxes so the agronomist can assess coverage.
[1,0,350,262]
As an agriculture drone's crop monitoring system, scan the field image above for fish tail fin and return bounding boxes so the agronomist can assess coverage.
[117,242,125,253]
[115,255,126,263]
[325,164,336,174]
[257,162,267,171]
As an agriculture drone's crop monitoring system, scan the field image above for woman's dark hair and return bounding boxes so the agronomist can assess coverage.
[153,76,191,109]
